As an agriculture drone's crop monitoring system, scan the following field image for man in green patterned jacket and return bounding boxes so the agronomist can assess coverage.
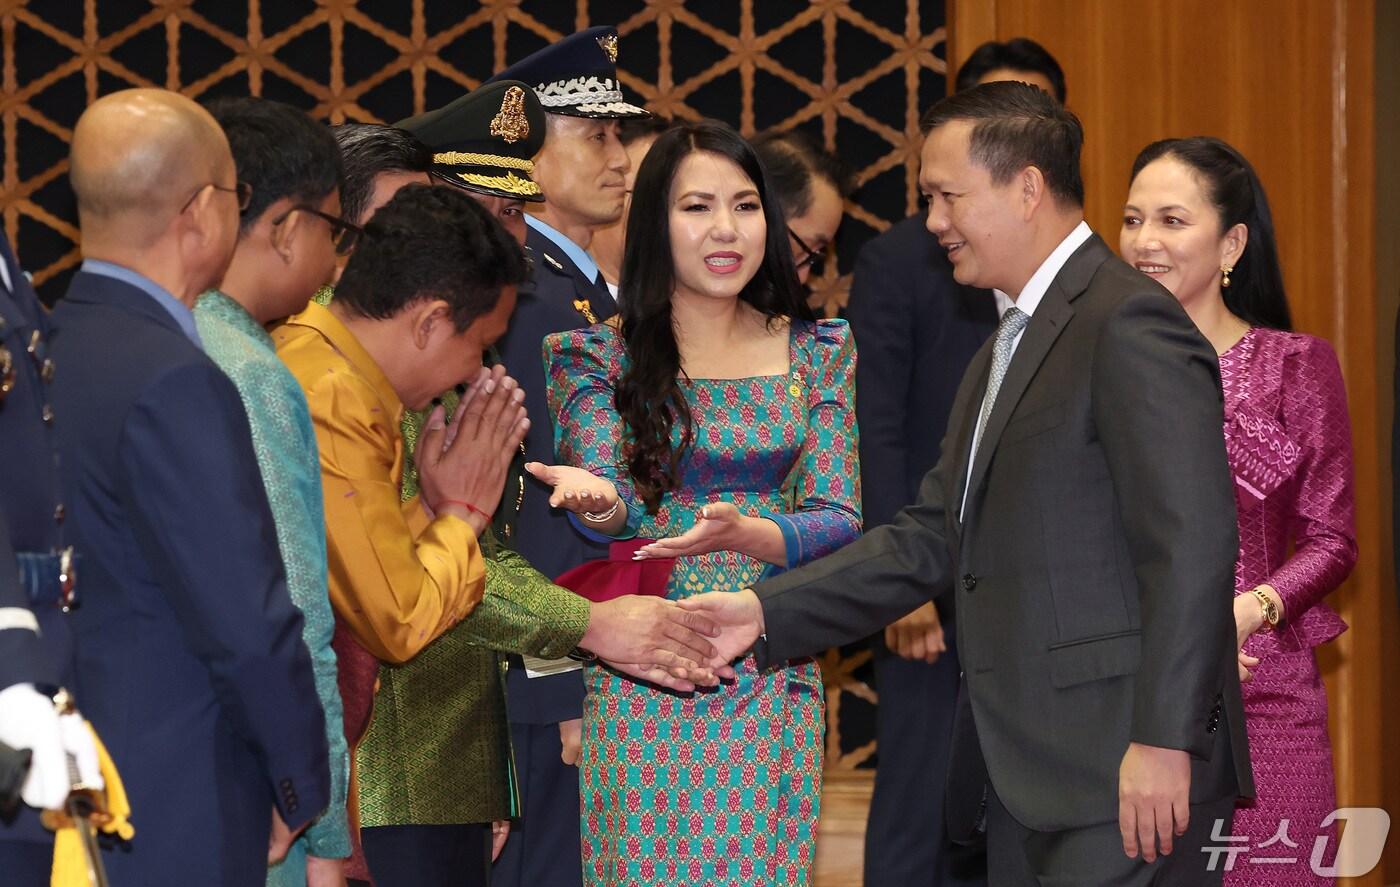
[330,90,709,887]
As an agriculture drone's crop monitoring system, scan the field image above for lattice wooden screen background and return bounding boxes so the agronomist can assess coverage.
[1,0,949,769]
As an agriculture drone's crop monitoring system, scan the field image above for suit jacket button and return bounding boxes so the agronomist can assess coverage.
[961,573,977,591]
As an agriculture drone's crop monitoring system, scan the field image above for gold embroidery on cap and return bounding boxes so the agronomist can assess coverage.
[457,171,542,197]
[435,151,534,173]
[490,86,531,144]
[597,33,618,63]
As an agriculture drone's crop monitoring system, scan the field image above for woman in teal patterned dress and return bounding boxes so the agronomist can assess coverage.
[528,121,860,887]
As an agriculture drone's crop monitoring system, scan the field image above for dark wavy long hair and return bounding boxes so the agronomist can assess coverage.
[615,120,812,513]
[1130,137,1292,330]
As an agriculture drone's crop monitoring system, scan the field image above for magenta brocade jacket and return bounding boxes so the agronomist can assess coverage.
[1220,326,1356,651]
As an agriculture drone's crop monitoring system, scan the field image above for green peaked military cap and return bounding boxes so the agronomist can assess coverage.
[396,80,547,202]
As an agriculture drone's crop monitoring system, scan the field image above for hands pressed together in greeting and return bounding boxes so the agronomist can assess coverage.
[416,364,530,535]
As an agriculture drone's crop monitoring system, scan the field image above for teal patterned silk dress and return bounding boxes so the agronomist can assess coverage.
[544,319,861,887]
[194,292,351,884]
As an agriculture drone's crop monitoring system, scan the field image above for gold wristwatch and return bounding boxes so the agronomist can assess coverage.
[1251,588,1280,630]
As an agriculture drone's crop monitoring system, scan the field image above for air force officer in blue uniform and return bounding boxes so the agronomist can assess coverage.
[484,26,650,887]
[0,229,101,885]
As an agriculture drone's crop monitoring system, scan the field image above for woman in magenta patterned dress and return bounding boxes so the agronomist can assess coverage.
[526,121,860,887]
[1121,137,1356,886]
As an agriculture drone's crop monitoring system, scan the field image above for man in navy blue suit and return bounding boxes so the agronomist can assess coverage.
[0,229,104,886]
[484,27,651,887]
[849,38,1066,887]
[48,88,329,886]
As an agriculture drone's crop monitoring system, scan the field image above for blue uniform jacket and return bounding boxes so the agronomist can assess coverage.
[49,269,329,886]
[496,226,616,725]
[0,233,71,845]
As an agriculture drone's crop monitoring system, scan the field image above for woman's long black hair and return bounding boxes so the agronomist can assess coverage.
[615,119,813,513]
[1130,136,1292,330]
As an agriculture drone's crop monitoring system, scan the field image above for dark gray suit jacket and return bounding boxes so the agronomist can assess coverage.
[753,234,1253,834]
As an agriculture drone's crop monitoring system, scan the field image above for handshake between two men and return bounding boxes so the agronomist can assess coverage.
[409,363,742,693]
[513,452,768,690]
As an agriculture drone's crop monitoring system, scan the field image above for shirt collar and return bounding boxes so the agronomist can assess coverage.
[282,300,401,415]
[525,215,600,284]
[993,221,1093,320]
[81,258,203,348]
[196,290,274,349]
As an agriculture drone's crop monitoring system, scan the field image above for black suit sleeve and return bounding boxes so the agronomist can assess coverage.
[751,431,957,669]
[118,364,330,826]
[1091,290,1238,758]
[846,235,915,529]
[0,511,54,692]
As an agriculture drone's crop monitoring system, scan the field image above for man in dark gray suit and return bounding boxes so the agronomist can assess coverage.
[850,37,1069,887]
[683,81,1252,885]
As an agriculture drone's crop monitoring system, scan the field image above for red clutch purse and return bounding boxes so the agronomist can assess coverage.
[554,539,676,603]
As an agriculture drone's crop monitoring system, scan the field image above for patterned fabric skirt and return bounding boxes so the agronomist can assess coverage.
[1225,642,1336,887]
[579,656,825,887]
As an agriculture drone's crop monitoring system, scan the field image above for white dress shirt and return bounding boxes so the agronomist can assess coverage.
[960,221,1093,518]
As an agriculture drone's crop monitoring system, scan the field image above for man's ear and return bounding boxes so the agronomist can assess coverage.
[182,183,223,249]
[264,198,300,264]
[411,299,454,351]
[1020,165,1048,220]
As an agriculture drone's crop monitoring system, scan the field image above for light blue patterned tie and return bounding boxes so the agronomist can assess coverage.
[973,306,1030,452]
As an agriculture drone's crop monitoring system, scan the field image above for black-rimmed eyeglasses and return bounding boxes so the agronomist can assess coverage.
[788,226,829,274]
[180,181,253,214]
[275,205,364,256]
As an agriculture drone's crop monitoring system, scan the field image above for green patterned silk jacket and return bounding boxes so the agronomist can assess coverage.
[336,300,591,826]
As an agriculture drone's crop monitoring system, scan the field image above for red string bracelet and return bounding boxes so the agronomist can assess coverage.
[439,499,493,522]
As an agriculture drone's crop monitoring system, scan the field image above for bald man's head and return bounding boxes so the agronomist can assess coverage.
[71,89,232,244]
[71,89,242,301]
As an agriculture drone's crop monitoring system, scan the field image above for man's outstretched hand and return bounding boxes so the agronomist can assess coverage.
[675,589,766,677]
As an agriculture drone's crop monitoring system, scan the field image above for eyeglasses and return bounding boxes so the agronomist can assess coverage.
[275,205,365,256]
[788,226,829,275]
[180,181,253,215]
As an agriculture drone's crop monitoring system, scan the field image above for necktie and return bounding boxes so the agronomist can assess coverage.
[972,306,1030,458]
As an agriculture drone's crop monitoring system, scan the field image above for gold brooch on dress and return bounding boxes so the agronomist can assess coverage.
[597,33,619,63]
[490,86,531,144]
